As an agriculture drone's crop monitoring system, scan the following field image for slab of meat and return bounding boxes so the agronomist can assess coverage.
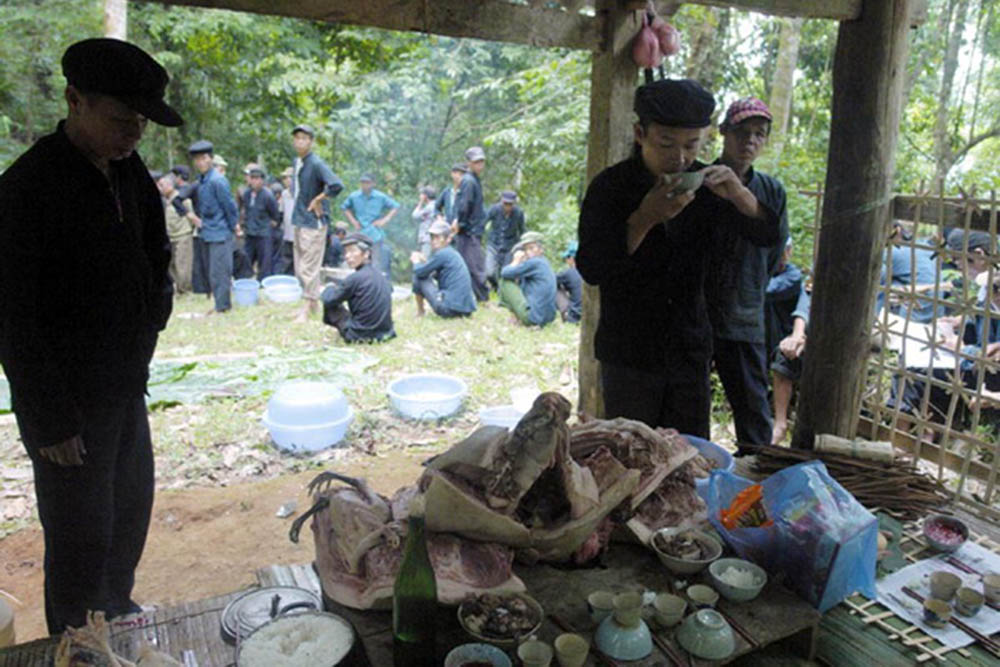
[300,475,524,610]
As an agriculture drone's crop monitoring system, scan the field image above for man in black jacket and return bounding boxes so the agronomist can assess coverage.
[0,39,178,634]
[576,79,781,438]
[320,233,396,343]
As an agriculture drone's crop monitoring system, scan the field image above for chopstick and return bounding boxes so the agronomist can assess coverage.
[649,631,687,667]
[945,557,1000,612]
[900,586,1000,658]
[547,613,622,667]
[716,607,759,649]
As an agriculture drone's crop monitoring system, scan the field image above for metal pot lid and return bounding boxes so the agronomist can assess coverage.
[221,586,322,644]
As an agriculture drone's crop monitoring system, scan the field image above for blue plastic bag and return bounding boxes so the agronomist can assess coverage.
[705,460,877,612]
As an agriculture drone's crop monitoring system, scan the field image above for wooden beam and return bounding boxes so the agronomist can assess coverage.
[893,195,996,233]
[792,0,913,448]
[577,1,637,417]
[148,0,605,51]
[684,0,860,20]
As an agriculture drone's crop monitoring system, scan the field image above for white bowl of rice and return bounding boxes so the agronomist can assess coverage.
[707,558,767,603]
[236,611,357,666]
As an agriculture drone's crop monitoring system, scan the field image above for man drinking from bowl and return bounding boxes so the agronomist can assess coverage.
[576,80,781,437]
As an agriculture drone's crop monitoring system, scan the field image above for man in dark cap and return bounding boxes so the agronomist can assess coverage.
[241,166,281,280]
[435,163,467,226]
[341,173,400,281]
[319,232,395,342]
[188,139,238,313]
[484,190,526,292]
[410,219,477,318]
[576,79,782,438]
[453,146,490,301]
[290,123,344,322]
[0,38,178,634]
[556,240,583,324]
[704,98,789,453]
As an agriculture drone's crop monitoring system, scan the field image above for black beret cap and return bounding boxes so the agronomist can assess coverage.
[634,79,715,128]
[188,140,213,156]
[292,123,315,138]
[170,164,190,180]
[947,229,993,254]
[248,167,266,178]
[342,232,375,250]
[62,38,183,127]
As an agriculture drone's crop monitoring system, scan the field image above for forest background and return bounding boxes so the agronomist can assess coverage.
[1,0,998,275]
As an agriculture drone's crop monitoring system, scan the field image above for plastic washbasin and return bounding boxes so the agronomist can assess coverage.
[388,373,467,420]
[264,283,303,303]
[263,408,353,452]
[264,382,352,452]
[232,278,259,306]
[478,405,525,430]
[261,275,299,289]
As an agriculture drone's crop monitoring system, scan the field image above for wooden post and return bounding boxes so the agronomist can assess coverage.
[578,0,637,417]
[791,0,912,448]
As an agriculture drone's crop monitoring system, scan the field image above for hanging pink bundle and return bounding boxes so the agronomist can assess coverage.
[631,11,662,69]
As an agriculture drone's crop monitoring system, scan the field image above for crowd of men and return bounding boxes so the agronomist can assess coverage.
[152,135,583,337]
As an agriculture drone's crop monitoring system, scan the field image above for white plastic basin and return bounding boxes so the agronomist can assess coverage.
[478,405,525,430]
[263,409,353,452]
[264,283,303,303]
[387,373,467,420]
[264,382,352,452]
[261,275,299,289]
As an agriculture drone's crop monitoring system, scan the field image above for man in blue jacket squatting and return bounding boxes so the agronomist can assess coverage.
[0,38,177,633]
[410,219,477,318]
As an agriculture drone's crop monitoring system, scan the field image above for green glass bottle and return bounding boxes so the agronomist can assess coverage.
[392,495,437,666]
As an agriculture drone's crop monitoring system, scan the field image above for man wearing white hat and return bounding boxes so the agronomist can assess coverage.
[411,219,476,318]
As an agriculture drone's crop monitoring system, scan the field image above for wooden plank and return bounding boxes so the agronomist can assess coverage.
[792,1,913,448]
[149,0,605,51]
[893,195,996,232]
[577,0,636,417]
[687,0,860,20]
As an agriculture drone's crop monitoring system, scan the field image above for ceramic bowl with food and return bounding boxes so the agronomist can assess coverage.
[649,527,723,574]
[444,642,512,667]
[708,558,768,602]
[923,515,968,553]
[457,592,543,649]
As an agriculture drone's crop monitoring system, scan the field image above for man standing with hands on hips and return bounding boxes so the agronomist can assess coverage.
[290,123,344,322]
[0,38,178,634]
[576,79,782,438]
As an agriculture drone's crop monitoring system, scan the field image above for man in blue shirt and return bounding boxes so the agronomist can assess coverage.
[291,124,344,322]
[556,241,583,324]
[877,221,944,323]
[453,146,490,302]
[341,174,400,281]
[500,231,557,327]
[241,167,280,280]
[484,190,526,292]
[411,219,476,318]
[189,140,238,313]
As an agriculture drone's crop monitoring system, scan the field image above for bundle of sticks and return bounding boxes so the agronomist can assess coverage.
[745,444,952,520]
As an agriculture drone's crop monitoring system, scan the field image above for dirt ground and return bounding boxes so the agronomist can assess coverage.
[2,447,428,644]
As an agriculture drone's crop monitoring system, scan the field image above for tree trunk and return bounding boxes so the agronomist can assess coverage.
[767,17,803,162]
[791,0,912,449]
[685,8,730,89]
[932,0,969,187]
[104,0,128,39]
[577,0,638,418]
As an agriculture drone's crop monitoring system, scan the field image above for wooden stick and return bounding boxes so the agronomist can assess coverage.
[649,630,685,666]
[715,607,759,649]
[900,586,1000,658]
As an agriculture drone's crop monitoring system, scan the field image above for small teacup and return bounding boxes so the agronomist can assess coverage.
[554,633,589,667]
[587,590,615,624]
[929,571,962,601]
[612,591,643,627]
[955,586,984,617]
[687,584,719,610]
[653,593,687,628]
[518,638,553,667]
[923,598,952,628]
[983,572,1000,604]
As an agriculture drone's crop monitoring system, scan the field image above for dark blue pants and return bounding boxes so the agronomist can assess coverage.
[412,276,464,318]
[21,396,153,634]
[713,338,773,448]
[271,229,287,273]
[191,236,210,295]
[454,233,488,301]
[601,356,711,439]
[207,238,233,311]
[274,240,294,275]
[244,234,273,280]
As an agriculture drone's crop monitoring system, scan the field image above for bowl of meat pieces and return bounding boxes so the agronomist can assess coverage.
[650,527,723,575]
[458,592,544,649]
[923,514,968,553]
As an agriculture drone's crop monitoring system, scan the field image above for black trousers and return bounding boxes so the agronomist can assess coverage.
[601,356,711,439]
[21,395,154,635]
[191,236,210,294]
[243,234,273,280]
[454,233,489,301]
[713,338,773,448]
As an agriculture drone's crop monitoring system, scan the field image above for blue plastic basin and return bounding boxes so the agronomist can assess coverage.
[232,278,259,306]
[264,283,303,303]
[681,434,735,501]
[264,382,352,452]
[261,275,299,289]
[388,374,467,420]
